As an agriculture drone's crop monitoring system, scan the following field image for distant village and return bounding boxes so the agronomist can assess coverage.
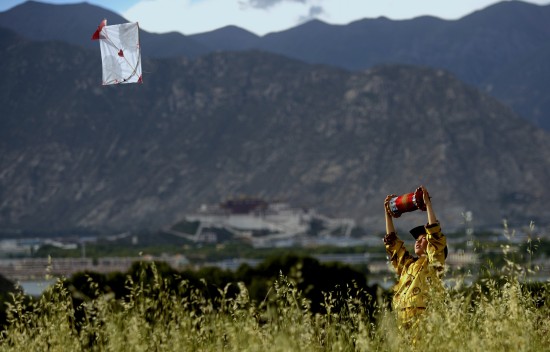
[1,197,545,289]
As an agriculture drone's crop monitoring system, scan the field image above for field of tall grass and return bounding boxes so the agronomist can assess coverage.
[0,254,548,352]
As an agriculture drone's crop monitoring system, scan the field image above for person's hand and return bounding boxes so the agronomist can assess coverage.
[384,195,397,234]
[384,194,396,216]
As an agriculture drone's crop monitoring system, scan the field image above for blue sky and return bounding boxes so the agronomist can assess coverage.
[2,0,550,36]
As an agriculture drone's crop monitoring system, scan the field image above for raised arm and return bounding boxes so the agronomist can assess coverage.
[384,194,414,274]
[421,186,447,267]
[385,195,396,234]
[422,186,437,225]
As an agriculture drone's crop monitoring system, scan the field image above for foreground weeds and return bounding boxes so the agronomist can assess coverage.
[0,263,549,351]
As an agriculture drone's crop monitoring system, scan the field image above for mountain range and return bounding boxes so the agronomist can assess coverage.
[1,2,550,235]
[1,0,549,130]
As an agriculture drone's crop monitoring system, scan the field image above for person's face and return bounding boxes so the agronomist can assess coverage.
[415,234,428,256]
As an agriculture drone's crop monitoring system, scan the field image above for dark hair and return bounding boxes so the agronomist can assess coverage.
[409,225,426,239]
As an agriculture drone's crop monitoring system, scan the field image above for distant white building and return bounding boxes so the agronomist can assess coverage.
[176,197,356,247]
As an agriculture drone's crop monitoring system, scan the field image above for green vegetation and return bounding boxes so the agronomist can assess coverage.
[2,226,549,350]
[0,259,548,351]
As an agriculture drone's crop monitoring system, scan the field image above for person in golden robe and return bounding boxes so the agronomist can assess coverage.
[383,186,447,327]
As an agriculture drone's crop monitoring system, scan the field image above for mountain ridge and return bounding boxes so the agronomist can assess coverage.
[1,1,549,130]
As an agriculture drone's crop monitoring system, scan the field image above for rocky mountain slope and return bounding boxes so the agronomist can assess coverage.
[1,27,550,234]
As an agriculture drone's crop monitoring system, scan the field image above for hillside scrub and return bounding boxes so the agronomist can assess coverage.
[0,261,548,351]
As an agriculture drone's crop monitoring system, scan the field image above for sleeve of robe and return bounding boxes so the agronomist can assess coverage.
[384,232,415,276]
[425,222,446,276]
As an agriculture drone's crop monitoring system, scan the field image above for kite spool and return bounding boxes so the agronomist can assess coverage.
[385,187,426,218]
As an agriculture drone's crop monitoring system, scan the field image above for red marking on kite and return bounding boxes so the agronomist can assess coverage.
[118,49,124,57]
[91,19,106,40]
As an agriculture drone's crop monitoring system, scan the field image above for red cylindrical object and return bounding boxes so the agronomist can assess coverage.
[385,187,426,218]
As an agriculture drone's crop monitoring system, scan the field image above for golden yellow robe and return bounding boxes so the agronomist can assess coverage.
[384,222,446,324]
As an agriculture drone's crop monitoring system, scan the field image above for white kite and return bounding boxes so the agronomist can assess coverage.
[91,19,143,85]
